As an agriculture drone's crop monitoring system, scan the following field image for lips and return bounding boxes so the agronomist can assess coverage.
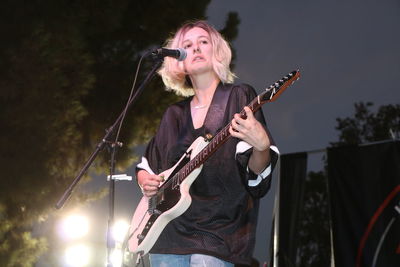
[192,56,205,62]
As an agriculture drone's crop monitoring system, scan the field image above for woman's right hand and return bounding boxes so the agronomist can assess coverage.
[137,170,164,197]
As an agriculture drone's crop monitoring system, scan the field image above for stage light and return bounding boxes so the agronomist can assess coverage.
[65,244,90,266]
[110,248,123,267]
[59,215,89,240]
[112,219,130,243]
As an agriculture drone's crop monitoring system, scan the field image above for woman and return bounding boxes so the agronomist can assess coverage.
[135,20,279,266]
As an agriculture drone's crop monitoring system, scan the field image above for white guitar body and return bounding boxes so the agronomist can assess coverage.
[128,136,208,255]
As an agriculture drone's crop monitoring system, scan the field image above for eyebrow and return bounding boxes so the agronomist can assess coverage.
[182,35,210,43]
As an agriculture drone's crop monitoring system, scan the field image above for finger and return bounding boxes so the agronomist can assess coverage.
[231,118,241,132]
[142,184,159,196]
[229,125,237,137]
[243,106,255,120]
[142,184,157,192]
[157,174,165,182]
[229,125,244,138]
[145,174,166,187]
[233,113,245,125]
[235,112,250,126]
[146,179,161,188]
[142,188,157,197]
[148,174,164,182]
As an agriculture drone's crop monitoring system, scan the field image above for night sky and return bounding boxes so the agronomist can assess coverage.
[44,0,400,265]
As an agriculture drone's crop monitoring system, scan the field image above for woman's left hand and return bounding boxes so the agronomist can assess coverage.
[229,106,270,152]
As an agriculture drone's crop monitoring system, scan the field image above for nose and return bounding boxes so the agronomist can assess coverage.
[193,45,201,53]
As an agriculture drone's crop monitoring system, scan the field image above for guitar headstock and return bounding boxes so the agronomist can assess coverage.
[258,70,300,104]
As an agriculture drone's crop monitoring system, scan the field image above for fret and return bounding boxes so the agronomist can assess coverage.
[172,175,177,189]
[190,161,194,171]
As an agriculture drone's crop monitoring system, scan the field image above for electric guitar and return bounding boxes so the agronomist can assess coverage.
[128,70,301,256]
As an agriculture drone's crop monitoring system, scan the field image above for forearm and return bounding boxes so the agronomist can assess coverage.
[248,147,271,174]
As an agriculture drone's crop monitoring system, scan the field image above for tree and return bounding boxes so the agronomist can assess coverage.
[0,1,240,265]
[332,102,400,146]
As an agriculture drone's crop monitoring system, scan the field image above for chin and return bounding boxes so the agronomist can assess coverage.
[190,65,213,74]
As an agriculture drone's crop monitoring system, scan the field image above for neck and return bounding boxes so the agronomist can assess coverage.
[189,72,220,106]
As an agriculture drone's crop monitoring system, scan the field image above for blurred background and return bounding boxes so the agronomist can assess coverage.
[1,0,399,266]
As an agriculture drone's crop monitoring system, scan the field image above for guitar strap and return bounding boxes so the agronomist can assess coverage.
[203,83,233,137]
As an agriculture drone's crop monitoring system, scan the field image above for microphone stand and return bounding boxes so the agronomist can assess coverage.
[56,54,163,267]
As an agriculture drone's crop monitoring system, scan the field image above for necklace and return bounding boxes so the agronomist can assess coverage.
[192,104,208,109]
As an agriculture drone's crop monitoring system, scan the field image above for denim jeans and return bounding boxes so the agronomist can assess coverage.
[149,253,234,267]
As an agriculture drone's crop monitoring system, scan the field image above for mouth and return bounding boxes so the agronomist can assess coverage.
[192,56,205,62]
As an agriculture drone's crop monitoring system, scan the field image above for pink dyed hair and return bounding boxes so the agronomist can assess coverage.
[158,20,236,96]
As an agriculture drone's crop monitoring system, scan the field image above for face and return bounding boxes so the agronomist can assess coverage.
[180,27,214,76]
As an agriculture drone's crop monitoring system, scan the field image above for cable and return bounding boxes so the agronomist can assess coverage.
[114,50,151,145]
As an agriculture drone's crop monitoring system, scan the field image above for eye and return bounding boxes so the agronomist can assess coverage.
[200,39,208,45]
[183,43,192,49]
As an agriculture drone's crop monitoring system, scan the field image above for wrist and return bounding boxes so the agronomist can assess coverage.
[253,143,270,152]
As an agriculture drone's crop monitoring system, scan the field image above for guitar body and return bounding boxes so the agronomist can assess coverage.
[128,136,208,255]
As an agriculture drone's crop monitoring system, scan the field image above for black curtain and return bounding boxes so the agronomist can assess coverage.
[275,152,308,267]
[328,141,400,267]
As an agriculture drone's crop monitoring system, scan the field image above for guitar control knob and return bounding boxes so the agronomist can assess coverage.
[137,234,145,240]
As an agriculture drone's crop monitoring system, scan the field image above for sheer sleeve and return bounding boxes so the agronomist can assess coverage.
[135,103,184,178]
[232,84,280,198]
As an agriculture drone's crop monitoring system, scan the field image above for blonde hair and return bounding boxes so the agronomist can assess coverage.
[158,20,236,96]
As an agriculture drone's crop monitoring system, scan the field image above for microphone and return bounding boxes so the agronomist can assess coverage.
[152,48,187,61]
